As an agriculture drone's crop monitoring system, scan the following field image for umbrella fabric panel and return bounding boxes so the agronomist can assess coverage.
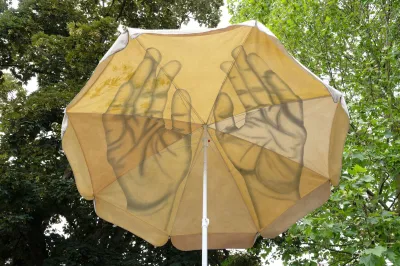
[65,55,115,113]
[65,112,122,194]
[241,26,332,102]
[95,197,169,246]
[301,97,339,178]
[171,135,258,250]
[67,40,145,115]
[260,180,330,238]
[172,232,257,251]
[62,117,94,200]
[328,99,349,185]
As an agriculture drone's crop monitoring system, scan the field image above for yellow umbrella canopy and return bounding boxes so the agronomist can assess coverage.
[61,20,349,251]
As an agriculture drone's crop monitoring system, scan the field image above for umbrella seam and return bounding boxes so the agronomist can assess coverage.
[205,26,255,124]
[207,131,261,231]
[66,117,96,197]
[133,37,205,124]
[67,54,117,111]
[252,21,342,104]
[167,128,205,235]
[328,101,340,183]
[176,88,204,125]
[162,139,203,233]
[95,197,169,235]
[327,97,349,186]
[258,180,331,234]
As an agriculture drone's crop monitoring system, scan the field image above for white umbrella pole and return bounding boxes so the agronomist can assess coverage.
[202,125,209,266]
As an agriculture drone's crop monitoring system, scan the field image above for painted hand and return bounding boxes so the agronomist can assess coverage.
[214,46,307,200]
[103,48,192,215]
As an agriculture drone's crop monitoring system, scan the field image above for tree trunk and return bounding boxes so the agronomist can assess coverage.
[26,216,47,266]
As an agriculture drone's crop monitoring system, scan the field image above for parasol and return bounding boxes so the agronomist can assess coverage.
[61,20,349,265]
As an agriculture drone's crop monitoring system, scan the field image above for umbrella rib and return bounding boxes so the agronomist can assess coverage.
[258,180,331,236]
[95,196,169,235]
[166,127,205,234]
[175,88,204,125]
[67,54,116,111]
[66,117,96,198]
[205,27,254,125]
[327,100,348,186]
[207,132,261,231]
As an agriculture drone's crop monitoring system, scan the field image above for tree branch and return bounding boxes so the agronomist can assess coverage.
[115,0,127,22]
[389,191,400,210]
[366,189,391,211]
[325,247,353,255]
[379,172,390,195]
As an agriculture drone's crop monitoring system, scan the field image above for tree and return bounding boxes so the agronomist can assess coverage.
[0,0,238,265]
[221,252,261,266]
[228,0,400,265]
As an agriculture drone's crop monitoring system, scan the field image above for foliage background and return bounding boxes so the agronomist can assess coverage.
[1,0,399,265]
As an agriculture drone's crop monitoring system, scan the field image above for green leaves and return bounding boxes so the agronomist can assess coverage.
[362,246,387,257]
[359,254,385,266]
[230,0,400,265]
[348,164,367,175]
[221,252,261,266]
[386,249,400,265]
[359,246,400,266]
